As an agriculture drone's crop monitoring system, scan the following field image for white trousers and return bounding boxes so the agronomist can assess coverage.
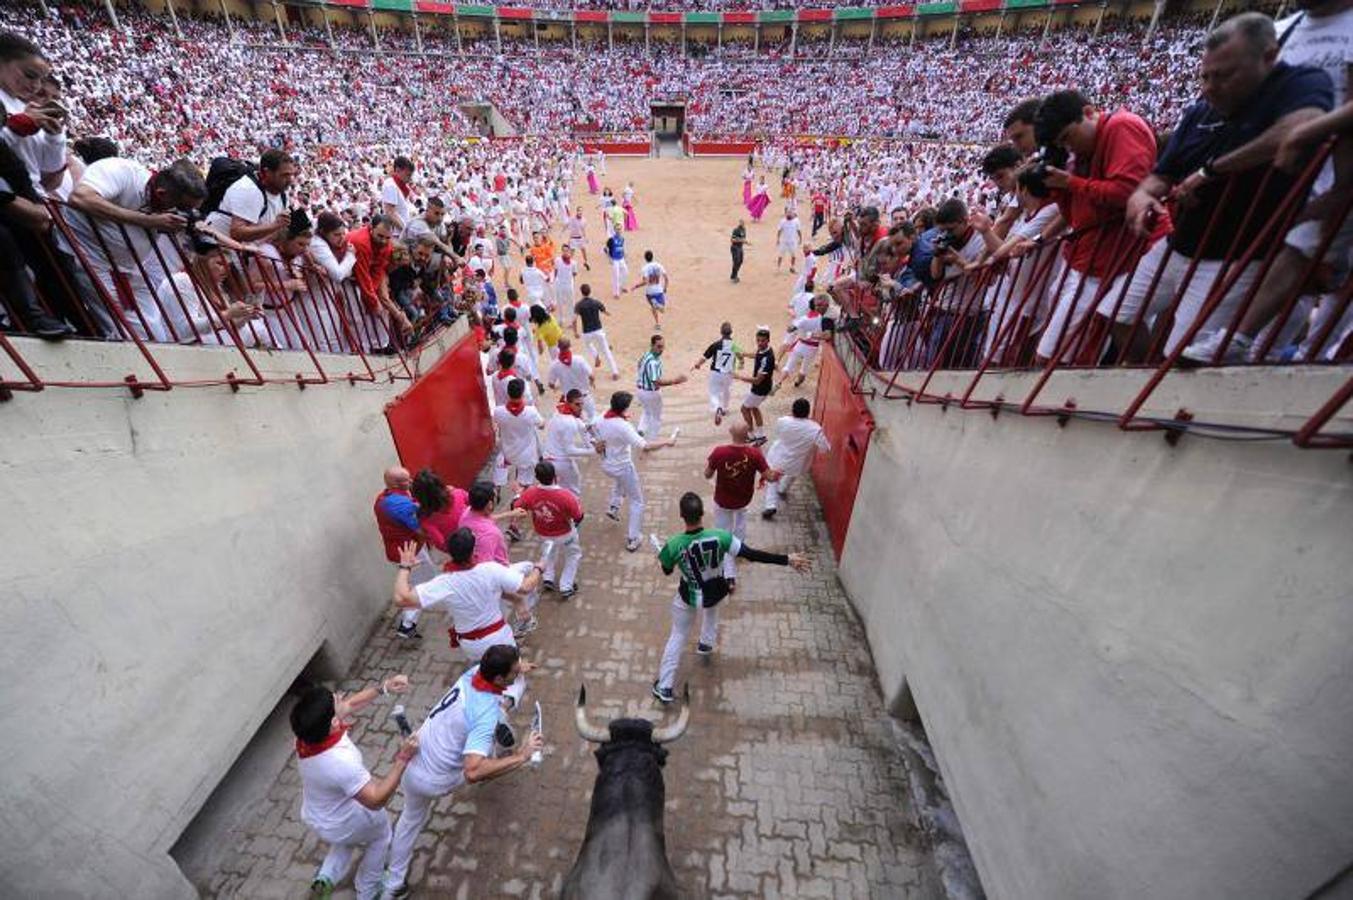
[493,451,540,489]
[539,528,583,591]
[555,284,575,327]
[782,342,819,378]
[458,621,518,664]
[708,371,732,413]
[636,388,663,437]
[610,258,629,296]
[1116,239,1262,355]
[713,503,747,579]
[605,463,644,542]
[312,806,391,900]
[1036,267,1129,362]
[763,473,799,512]
[658,595,719,691]
[581,329,619,375]
[385,763,465,892]
[547,456,583,496]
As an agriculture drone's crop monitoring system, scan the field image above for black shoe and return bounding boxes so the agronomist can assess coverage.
[386,883,410,899]
[495,721,516,748]
[560,587,577,600]
[30,315,74,341]
[761,508,777,520]
[651,680,674,704]
[696,642,715,656]
[395,621,422,640]
[543,579,557,593]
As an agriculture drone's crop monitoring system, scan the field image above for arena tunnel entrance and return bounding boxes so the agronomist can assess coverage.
[650,102,685,139]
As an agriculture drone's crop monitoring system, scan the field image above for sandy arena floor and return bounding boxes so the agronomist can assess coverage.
[205,157,942,899]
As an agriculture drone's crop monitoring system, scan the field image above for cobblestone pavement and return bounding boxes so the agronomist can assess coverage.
[207,385,940,899]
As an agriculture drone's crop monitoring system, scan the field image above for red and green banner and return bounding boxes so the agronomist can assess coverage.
[758,9,795,23]
[454,3,495,16]
[372,0,413,10]
[797,8,833,22]
[327,0,370,8]
[684,11,720,24]
[575,10,607,22]
[960,0,1002,12]
[917,0,957,14]
[496,6,533,18]
[414,0,455,12]
[876,4,916,18]
[722,11,756,24]
[650,11,681,24]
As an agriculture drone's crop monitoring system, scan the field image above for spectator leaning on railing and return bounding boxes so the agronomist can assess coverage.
[204,149,297,245]
[1122,13,1335,359]
[1032,89,1167,364]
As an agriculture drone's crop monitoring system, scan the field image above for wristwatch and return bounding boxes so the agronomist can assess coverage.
[398,563,414,571]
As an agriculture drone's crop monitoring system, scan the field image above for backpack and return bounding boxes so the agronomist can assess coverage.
[201,157,276,219]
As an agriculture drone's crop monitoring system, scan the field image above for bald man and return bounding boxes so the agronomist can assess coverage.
[704,424,779,588]
[373,465,435,639]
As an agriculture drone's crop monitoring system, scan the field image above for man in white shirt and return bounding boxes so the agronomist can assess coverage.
[777,294,831,390]
[380,156,415,232]
[629,249,668,330]
[776,209,803,273]
[64,157,206,343]
[547,337,597,420]
[542,388,596,496]
[520,253,549,306]
[491,378,545,490]
[392,531,543,661]
[594,391,678,552]
[290,677,420,900]
[204,149,295,243]
[567,206,591,270]
[553,245,579,329]
[762,398,832,520]
[380,645,543,899]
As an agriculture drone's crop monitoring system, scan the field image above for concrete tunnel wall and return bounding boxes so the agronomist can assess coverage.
[0,324,466,898]
[837,366,1353,900]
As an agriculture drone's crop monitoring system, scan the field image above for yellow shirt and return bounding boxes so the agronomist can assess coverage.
[537,317,563,348]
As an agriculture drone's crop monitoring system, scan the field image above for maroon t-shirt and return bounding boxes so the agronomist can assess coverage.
[707,444,769,510]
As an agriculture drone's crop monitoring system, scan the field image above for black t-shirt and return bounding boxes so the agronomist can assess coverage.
[750,348,775,396]
[1155,62,1333,259]
[574,297,606,333]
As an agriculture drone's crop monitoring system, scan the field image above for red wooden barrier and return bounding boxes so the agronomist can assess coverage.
[385,331,494,489]
[688,139,758,156]
[579,140,651,156]
[811,345,875,559]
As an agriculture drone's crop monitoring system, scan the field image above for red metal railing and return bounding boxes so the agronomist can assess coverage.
[0,199,464,398]
[831,140,1353,449]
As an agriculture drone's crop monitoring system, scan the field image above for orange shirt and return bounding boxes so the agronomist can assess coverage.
[535,238,557,277]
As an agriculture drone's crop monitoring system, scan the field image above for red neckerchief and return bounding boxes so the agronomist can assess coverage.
[558,348,573,365]
[392,173,411,199]
[603,409,627,419]
[471,671,506,694]
[497,367,517,381]
[557,400,580,417]
[506,398,526,415]
[808,309,821,319]
[442,559,473,574]
[296,724,347,759]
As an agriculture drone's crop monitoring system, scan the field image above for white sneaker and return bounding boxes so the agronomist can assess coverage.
[1181,330,1253,366]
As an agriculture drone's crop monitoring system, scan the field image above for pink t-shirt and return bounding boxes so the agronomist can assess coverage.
[457,508,509,566]
[420,488,470,554]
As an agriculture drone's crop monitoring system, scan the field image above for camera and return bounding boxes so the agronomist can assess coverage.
[1024,145,1070,199]
[933,230,959,253]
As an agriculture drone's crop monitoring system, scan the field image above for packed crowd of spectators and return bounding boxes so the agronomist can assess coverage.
[4,0,1348,366]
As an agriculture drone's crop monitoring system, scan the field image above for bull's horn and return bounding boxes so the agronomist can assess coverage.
[574,684,609,743]
[652,684,691,744]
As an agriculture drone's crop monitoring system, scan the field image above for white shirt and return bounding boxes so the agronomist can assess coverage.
[156,271,226,345]
[543,412,594,460]
[492,370,535,407]
[521,266,548,300]
[548,356,593,396]
[554,258,577,290]
[468,253,494,277]
[790,313,827,346]
[407,666,503,792]
[777,217,802,247]
[0,87,66,187]
[790,290,814,319]
[380,177,410,228]
[416,561,526,635]
[1278,9,1353,193]
[298,733,371,833]
[767,415,832,476]
[206,173,285,237]
[309,234,356,283]
[594,415,647,475]
[492,404,544,463]
[640,261,666,296]
[62,157,171,281]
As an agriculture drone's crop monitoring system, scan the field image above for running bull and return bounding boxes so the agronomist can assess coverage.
[562,684,690,899]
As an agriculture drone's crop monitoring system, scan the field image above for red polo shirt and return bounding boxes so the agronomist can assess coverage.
[347,226,392,311]
[707,443,769,510]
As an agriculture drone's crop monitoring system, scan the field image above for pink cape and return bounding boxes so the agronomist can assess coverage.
[742,180,752,205]
[747,191,770,221]
[586,172,599,194]
[624,201,638,231]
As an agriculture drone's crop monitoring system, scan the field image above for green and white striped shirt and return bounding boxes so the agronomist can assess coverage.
[637,351,663,391]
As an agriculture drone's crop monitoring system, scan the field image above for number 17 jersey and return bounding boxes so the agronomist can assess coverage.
[658,527,742,608]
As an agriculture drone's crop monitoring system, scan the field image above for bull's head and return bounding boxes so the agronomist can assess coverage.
[563,685,690,900]
[574,684,690,745]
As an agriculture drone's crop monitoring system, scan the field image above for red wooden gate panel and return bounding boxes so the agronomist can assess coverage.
[811,346,875,559]
[385,333,494,489]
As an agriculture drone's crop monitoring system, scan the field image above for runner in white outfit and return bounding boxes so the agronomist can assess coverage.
[553,248,579,329]
[762,398,833,519]
[777,295,831,390]
[291,677,419,900]
[541,389,597,496]
[381,647,543,897]
[547,338,597,421]
[594,391,678,552]
[491,378,546,489]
